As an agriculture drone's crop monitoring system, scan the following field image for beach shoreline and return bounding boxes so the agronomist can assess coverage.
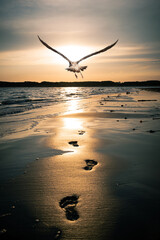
[0,89,160,239]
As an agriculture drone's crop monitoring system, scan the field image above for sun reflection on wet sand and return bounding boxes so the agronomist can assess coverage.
[63,117,83,130]
[38,100,121,239]
[38,116,118,239]
[67,100,79,113]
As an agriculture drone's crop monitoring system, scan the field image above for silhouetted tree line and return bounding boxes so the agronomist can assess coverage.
[0,80,160,87]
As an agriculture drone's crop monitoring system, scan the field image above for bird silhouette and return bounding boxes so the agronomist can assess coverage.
[38,36,118,79]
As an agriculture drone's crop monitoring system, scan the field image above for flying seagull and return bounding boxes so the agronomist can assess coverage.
[38,36,118,79]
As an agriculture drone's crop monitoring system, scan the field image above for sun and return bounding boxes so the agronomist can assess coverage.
[55,45,93,65]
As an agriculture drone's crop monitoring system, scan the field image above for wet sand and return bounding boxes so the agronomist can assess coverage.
[0,90,160,239]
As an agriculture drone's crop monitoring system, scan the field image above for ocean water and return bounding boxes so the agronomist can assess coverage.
[0,86,135,138]
[0,87,136,117]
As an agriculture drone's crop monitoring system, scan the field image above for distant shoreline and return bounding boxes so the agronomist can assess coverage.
[0,80,160,88]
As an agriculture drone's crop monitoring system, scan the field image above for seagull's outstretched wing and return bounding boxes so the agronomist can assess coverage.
[38,36,72,64]
[77,39,118,64]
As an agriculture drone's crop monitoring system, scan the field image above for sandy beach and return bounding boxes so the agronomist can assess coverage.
[0,88,160,239]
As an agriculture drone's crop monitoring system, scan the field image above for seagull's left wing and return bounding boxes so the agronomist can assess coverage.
[38,36,72,64]
[77,39,118,63]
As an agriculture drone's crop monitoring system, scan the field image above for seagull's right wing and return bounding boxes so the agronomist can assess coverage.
[77,39,118,63]
[38,36,72,64]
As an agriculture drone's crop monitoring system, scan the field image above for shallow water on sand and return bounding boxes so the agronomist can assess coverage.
[0,89,160,239]
[0,86,137,139]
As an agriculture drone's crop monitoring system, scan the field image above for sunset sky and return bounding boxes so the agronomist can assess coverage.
[0,0,159,82]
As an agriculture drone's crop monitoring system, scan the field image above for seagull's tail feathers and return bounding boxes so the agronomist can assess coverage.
[80,66,87,71]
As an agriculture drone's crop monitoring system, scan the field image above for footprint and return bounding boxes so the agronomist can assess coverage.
[78,130,85,135]
[83,159,98,171]
[68,141,79,147]
[147,130,155,133]
[59,195,79,221]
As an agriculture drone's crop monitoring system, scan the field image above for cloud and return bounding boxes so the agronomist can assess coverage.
[0,0,159,81]
[1,0,159,51]
[0,0,159,46]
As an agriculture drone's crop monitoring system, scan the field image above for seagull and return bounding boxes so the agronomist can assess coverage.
[38,36,118,79]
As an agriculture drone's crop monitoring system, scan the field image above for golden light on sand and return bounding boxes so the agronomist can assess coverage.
[67,99,79,113]
[62,90,84,129]
[63,117,83,130]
